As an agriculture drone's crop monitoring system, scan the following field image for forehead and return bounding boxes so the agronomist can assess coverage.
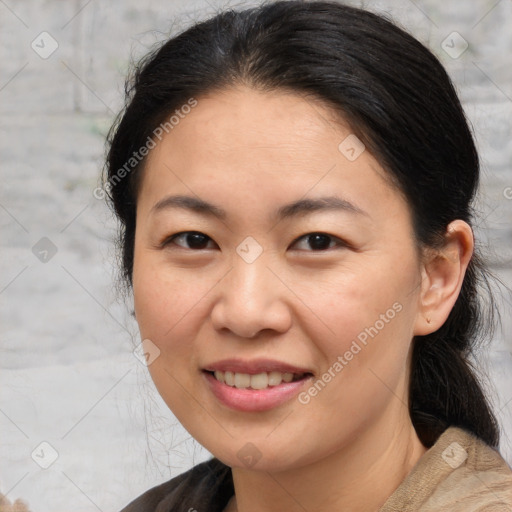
[137,86,407,224]
[160,86,355,161]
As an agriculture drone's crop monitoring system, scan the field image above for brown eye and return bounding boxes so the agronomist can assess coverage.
[163,231,216,250]
[291,233,346,251]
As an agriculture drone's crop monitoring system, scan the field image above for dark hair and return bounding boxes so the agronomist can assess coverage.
[104,0,500,448]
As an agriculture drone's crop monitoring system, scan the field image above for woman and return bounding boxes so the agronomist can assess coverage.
[104,1,512,510]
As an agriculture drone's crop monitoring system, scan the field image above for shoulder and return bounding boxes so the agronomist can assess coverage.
[381,426,512,511]
[442,427,512,509]
[119,457,233,512]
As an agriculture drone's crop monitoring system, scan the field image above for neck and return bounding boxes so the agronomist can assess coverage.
[227,413,427,512]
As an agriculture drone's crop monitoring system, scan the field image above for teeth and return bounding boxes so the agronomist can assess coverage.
[211,370,305,389]
[225,371,235,386]
[250,372,268,390]
[234,373,251,389]
[268,371,283,386]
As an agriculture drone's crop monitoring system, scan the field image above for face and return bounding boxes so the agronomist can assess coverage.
[132,86,425,471]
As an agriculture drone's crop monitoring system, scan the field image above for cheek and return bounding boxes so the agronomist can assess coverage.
[133,248,190,346]
[295,257,418,407]
[313,267,416,392]
[132,248,222,368]
[299,257,416,352]
[134,270,196,343]
[132,257,205,415]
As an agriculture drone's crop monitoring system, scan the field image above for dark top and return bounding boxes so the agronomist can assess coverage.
[120,457,234,512]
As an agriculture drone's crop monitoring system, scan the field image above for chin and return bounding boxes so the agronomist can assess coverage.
[203,434,321,474]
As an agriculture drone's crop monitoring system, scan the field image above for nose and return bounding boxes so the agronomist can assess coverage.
[210,255,292,339]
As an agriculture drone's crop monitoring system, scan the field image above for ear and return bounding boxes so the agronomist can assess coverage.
[413,220,474,336]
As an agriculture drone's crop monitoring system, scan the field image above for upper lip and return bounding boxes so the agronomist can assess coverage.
[203,358,313,375]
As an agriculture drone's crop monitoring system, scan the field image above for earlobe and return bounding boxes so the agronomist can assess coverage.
[413,220,474,336]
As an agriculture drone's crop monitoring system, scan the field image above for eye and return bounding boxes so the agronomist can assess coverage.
[162,231,217,250]
[290,232,347,252]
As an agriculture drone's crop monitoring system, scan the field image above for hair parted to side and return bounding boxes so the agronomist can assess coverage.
[104,0,501,448]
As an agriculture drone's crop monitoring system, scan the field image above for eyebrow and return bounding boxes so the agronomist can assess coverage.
[150,194,369,221]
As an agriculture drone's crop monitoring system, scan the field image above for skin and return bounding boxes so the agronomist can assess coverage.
[132,86,474,511]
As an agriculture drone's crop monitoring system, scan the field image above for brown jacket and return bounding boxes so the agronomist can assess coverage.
[120,427,512,511]
[380,426,512,511]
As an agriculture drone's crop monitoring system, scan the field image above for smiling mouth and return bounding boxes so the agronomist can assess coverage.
[204,370,312,390]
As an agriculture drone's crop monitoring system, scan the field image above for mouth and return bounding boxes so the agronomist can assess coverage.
[201,360,314,412]
[203,369,311,390]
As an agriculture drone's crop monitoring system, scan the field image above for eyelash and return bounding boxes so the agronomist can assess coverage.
[160,231,349,252]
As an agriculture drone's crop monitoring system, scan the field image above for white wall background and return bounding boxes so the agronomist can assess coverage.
[0,0,511,510]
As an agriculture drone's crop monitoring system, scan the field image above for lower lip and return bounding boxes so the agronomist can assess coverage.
[203,371,312,412]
